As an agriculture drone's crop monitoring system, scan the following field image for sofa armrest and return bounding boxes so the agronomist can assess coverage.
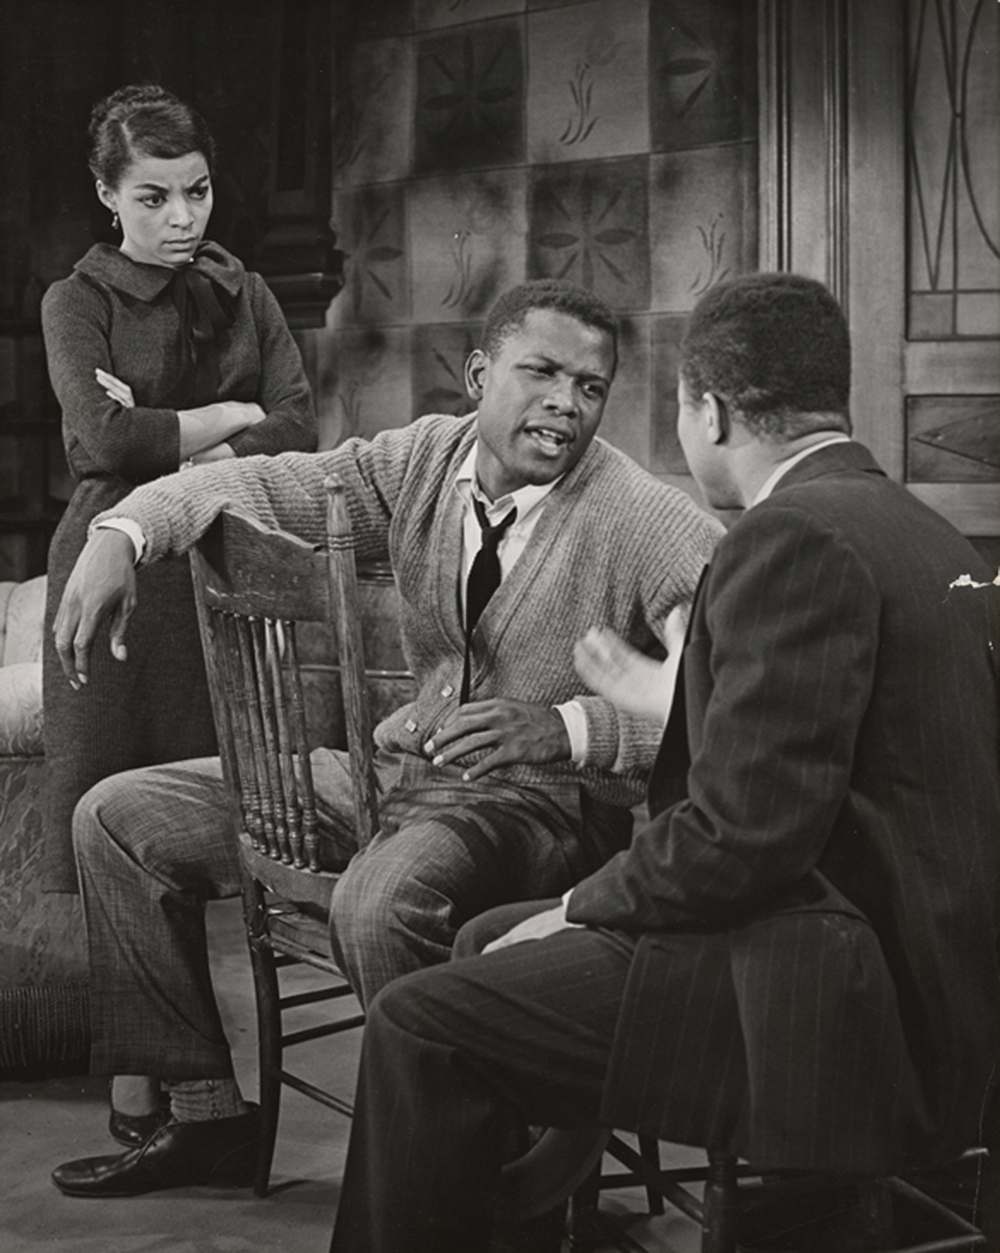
[0,575,46,667]
[0,662,43,756]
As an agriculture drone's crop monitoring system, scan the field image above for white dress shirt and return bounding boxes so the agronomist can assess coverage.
[453,447,589,762]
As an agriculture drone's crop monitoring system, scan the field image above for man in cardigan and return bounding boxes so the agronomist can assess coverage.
[322,273,1000,1253]
[49,280,721,1196]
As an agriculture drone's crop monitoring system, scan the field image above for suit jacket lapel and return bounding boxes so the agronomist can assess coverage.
[646,560,710,818]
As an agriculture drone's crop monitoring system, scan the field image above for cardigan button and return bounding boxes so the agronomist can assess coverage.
[440,684,454,698]
[404,718,418,733]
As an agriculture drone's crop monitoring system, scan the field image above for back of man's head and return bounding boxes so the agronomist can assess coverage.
[481,280,619,370]
[681,273,851,440]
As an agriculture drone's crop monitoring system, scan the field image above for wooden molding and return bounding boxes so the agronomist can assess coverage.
[758,0,792,273]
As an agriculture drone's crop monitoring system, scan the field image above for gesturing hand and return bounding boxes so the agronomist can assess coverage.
[573,605,686,722]
[53,528,138,689]
[423,699,571,782]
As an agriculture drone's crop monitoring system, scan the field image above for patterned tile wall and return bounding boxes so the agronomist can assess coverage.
[307,0,758,492]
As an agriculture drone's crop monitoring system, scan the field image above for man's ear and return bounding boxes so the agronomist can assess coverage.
[704,392,731,445]
[465,349,488,401]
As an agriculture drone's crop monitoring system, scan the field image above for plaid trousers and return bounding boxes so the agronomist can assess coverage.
[74,749,631,1078]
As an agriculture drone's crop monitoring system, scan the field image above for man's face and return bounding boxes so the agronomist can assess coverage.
[468,307,615,500]
[676,374,739,509]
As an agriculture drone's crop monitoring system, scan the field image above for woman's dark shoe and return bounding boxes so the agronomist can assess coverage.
[52,1105,260,1197]
[108,1102,171,1148]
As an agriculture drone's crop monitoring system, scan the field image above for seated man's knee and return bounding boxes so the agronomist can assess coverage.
[331,853,410,943]
[71,773,131,861]
[365,962,458,1045]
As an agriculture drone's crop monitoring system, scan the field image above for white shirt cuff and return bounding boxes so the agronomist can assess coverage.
[93,517,145,564]
[554,699,589,766]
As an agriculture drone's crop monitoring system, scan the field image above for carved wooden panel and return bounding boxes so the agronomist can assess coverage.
[906,0,1000,339]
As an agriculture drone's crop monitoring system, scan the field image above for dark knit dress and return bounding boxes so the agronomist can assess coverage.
[41,241,316,891]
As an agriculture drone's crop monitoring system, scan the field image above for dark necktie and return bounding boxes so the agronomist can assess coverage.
[461,497,517,702]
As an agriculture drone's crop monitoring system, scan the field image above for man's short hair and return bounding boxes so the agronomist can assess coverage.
[481,280,618,371]
[680,273,852,439]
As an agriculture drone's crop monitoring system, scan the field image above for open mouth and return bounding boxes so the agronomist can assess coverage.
[525,426,572,454]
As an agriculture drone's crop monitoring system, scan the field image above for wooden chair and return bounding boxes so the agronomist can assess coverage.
[559,1137,989,1253]
[189,477,377,1197]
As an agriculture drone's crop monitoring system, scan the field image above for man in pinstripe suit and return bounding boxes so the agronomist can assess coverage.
[329,273,1000,1253]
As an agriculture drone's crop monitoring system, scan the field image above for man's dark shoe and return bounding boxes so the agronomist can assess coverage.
[52,1105,260,1197]
[108,1085,171,1147]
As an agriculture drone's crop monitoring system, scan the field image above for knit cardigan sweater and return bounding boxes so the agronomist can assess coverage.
[97,413,722,808]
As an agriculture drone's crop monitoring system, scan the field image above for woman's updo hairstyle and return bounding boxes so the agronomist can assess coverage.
[88,84,216,190]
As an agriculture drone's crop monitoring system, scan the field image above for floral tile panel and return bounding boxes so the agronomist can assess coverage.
[415,21,525,173]
[649,312,689,475]
[650,141,757,313]
[528,155,650,311]
[332,37,414,189]
[598,314,651,468]
[317,326,413,448]
[415,0,526,30]
[336,0,415,39]
[650,0,757,152]
[409,168,527,323]
[331,184,410,328]
[412,321,484,418]
[527,0,649,165]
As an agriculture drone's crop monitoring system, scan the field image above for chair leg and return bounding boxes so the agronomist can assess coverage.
[638,1135,664,1215]
[855,1178,896,1250]
[702,1151,739,1253]
[568,1159,604,1253]
[248,933,283,1198]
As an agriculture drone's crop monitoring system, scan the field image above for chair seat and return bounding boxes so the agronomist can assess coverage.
[239,832,338,923]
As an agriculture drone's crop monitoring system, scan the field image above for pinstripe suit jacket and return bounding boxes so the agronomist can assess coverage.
[568,442,1000,1173]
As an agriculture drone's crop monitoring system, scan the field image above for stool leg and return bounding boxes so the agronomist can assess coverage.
[702,1151,739,1253]
[568,1159,603,1253]
[638,1135,664,1215]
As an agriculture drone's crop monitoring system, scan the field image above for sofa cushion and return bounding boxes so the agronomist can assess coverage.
[1,575,46,667]
[0,662,43,755]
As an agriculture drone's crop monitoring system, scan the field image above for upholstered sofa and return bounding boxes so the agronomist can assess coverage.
[0,575,89,1071]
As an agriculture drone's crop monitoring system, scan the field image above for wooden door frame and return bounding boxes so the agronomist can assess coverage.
[757,0,999,535]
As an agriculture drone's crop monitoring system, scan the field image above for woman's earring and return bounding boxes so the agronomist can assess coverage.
[111,211,120,232]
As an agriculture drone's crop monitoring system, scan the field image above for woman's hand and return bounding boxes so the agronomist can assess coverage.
[187,443,236,467]
[96,368,135,408]
[178,401,267,461]
[208,400,267,426]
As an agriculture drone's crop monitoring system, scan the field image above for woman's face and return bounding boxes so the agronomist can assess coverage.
[97,150,213,269]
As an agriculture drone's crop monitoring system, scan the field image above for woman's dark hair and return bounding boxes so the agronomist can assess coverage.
[88,84,216,189]
[680,273,852,439]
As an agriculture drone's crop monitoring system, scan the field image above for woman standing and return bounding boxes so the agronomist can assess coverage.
[41,84,316,892]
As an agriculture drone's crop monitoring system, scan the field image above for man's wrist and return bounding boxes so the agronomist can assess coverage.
[554,699,589,765]
[93,518,145,564]
[560,888,583,927]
